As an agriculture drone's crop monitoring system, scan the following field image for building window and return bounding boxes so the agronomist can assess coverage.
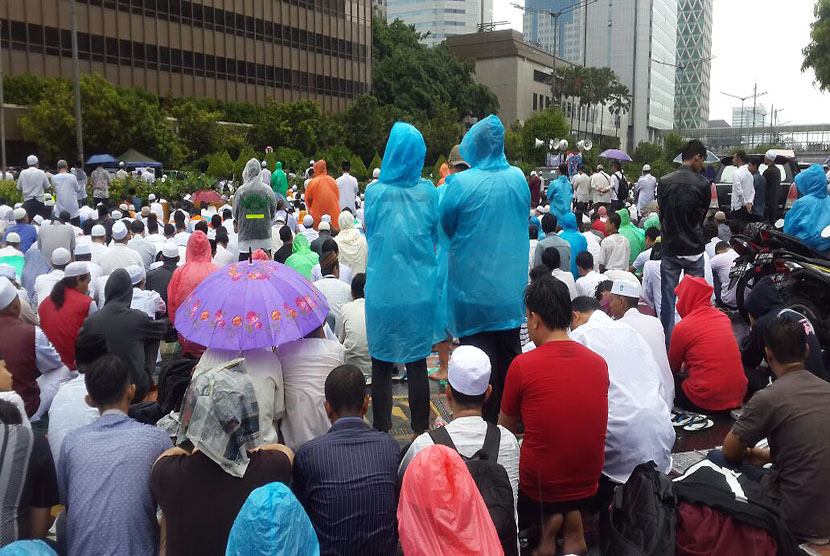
[533,93,538,111]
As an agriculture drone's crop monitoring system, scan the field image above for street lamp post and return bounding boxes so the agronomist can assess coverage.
[71,0,84,165]
[0,21,6,175]
[721,85,767,148]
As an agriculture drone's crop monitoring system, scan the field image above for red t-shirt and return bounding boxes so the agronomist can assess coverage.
[501,340,609,502]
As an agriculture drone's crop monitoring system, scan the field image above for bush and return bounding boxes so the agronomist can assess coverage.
[0,180,20,204]
[368,151,383,174]
[349,154,369,181]
[314,145,354,176]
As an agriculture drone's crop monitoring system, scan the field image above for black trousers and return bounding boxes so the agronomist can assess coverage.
[22,198,46,220]
[371,357,429,434]
[69,216,81,227]
[460,328,521,423]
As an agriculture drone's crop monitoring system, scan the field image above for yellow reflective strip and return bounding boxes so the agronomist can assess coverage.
[245,214,265,219]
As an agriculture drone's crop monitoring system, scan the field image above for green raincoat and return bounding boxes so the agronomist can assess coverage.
[285,234,318,280]
[617,208,646,265]
[270,161,289,199]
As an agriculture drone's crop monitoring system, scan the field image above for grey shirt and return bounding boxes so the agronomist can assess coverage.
[16,167,49,201]
[38,222,76,263]
[533,234,571,271]
[51,172,82,218]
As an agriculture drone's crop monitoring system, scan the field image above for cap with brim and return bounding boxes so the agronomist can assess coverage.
[64,262,89,278]
[74,241,91,256]
[5,232,20,244]
[126,264,145,285]
[0,277,17,309]
[13,208,26,220]
[91,225,106,237]
[448,345,492,396]
[51,247,71,266]
[612,279,641,299]
[112,221,128,240]
[119,204,128,211]
[162,242,179,258]
[448,144,469,168]
[0,264,16,280]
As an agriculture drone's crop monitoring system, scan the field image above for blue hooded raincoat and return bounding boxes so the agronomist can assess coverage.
[784,163,830,253]
[440,115,531,337]
[558,212,588,279]
[433,175,453,345]
[546,174,573,224]
[225,483,319,556]
[364,122,439,363]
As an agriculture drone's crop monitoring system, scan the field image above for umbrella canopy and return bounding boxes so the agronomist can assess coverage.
[174,260,330,350]
[191,189,223,204]
[85,154,117,166]
[599,149,632,162]
[672,150,721,165]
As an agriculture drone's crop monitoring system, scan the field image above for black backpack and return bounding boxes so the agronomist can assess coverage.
[429,423,518,556]
[616,171,630,201]
[157,358,196,415]
[601,461,677,556]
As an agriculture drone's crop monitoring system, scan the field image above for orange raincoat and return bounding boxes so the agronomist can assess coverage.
[304,160,340,230]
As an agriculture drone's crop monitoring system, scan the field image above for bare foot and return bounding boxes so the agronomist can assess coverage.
[428,370,448,381]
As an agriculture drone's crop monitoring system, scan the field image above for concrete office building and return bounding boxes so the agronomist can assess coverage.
[372,0,387,21]
[0,0,372,113]
[675,0,713,130]
[732,104,768,129]
[387,0,493,46]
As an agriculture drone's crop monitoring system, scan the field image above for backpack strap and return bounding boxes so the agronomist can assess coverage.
[428,425,458,453]
[476,422,502,462]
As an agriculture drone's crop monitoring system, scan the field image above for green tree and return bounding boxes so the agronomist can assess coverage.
[314,145,354,176]
[632,141,663,166]
[349,154,369,181]
[368,151,383,174]
[519,108,570,167]
[273,147,306,175]
[662,131,685,163]
[250,99,342,156]
[338,95,399,163]
[803,0,830,91]
[3,74,53,105]
[172,99,224,160]
[206,150,234,179]
[233,146,257,182]
[420,103,463,166]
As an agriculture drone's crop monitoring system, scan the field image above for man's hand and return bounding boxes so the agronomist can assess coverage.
[745,203,753,213]
[746,447,771,466]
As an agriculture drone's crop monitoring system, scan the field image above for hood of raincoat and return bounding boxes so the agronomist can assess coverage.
[225,482,319,556]
[275,161,283,171]
[398,445,503,555]
[795,163,827,198]
[643,213,660,231]
[459,115,509,172]
[675,275,714,318]
[617,207,632,227]
[313,159,328,178]
[561,212,578,232]
[378,122,427,185]
[292,233,311,255]
[104,268,133,307]
[745,276,783,319]
[242,158,261,183]
[186,231,212,263]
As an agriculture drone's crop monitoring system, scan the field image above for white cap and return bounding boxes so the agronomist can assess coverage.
[765,149,776,162]
[0,277,17,309]
[51,247,71,266]
[74,241,91,256]
[642,164,651,172]
[112,221,128,240]
[321,214,332,223]
[148,193,156,201]
[261,160,268,167]
[597,164,604,170]
[45,199,55,207]
[13,208,26,220]
[33,215,43,225]
[303,214,314,227]
[5,232,20,244]
[26,155,38,166]
[91,224,106,237]
[126,264,145,285]
[318,221,331,231]
[128,204,135,211]
[162,242,179,258]
[535,205,544,214]
[119,204,128,211]
[714,210,726,221]
[111,210,123,220]
[448,345,492,396]
[0,264,16,280]
[64,261,89,278]
[612,279,641,299]
[541,206,550,214]
[372,168,380,178]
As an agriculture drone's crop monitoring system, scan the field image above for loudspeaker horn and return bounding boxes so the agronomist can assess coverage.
[578,139,593,152]
[534,138,545,148]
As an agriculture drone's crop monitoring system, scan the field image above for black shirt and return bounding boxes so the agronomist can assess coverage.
[657,166,711,256]
[763,165,781,222]
[274,243,294,264]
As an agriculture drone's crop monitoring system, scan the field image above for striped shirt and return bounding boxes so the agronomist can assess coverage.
[293,417,400,555]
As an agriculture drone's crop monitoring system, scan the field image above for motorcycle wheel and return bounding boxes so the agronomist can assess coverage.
[785,294,830,348]
[735,272,758,324]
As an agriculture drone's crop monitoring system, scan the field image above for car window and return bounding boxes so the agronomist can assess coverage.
[759,164,789,183]
[719,164,788,184]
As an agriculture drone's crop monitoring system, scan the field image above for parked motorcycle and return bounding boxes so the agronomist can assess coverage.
[729,222,830,347]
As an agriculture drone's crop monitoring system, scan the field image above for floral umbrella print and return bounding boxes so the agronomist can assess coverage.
[174,260,330,350]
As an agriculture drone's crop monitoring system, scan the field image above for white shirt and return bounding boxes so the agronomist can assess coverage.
[314,276,352,333]
[150,201,164,222]
[590,171,612,203]
[98,243,144,275]
[635,174,657,214]
[599,233,631,271]
[277,338,345,451]
[704,237,720,260]
[619,308,674,409]
[131,287,166,318]
[731,164,755,210]
[573,173,592,203]
[127,236,157,270]
[336,173,359,211]
[528,239,538,274]
[260,168,272,186]
[311,263,352,284]
[338,298,371,376]
[399,416,520,519]
[16,167,49,201]
[710,249,739,307]
[0,246,24,257]
[582,232,601,270]
[47,374,98,467]
[51,172,82,218]
[213,244,235,267]
[34,269,64,306]
[174,231,191,247]
[610,171,623,201]
[570,311,674,483]
[576,270,605,298]
[552,268,578,300]
[632,247,652,272]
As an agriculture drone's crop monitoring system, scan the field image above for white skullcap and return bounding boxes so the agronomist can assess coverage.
[13,208,26,220]
[0,264,16,280]
[126,264,145,285]
[128,204,135,211]
[535,205,544,213]
[5,232,20,244]
[162,242,179,258]
[261,160,268,167]
[64,261,89,278]
[448,345,492,396]
[74,241,91,256]
[111,210,123,220]
[531,170,537,176]
[612,279,641,299]
[91,224,106,237]
[148,193,156,201]
[33,215,43,225]
[765,149,776,162]
[51,247,71,266]
[321,214,332,223]
[318,221,331,231]
[642,164,651,172]
[541,206,550,214]
[372,168,380,178]
[303,214,314,227]
[597,164,604,170]
[119,203,128,211]
[112,221,128,240]
[714,211,726,221]
[26,155,38,166]
[0,277,17,309]
[45,199,55,207]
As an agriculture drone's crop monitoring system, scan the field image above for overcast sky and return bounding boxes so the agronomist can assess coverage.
[493,0,830,126]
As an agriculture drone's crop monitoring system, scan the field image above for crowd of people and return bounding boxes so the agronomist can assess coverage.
[0,118,829,555]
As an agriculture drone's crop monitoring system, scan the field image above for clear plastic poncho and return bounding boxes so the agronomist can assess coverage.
[784,163,830,252]
[364,122,439,363]
[225,482,319,556]
[439,115,530,337]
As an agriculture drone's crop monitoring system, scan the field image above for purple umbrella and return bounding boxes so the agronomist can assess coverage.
[599,149,633,162]
[174,260,330,350]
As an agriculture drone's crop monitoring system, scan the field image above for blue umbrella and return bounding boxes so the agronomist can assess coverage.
[599,149,632,162]
[85,154,117,166]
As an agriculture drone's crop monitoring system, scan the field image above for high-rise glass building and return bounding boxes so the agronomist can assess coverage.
[522,0,587,64]
[675,0,713,130]
[386,0,493,46]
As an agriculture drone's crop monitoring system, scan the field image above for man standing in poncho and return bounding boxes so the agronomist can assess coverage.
[271,161,289,202]
[616,208,645,265]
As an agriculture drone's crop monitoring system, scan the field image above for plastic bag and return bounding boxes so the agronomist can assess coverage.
[0,540,57,556]
[226,482,319,556]
[398,445,504,556]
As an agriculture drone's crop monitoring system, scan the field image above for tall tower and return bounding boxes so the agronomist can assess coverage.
[675,0,714,130]
[387,0,494,46]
